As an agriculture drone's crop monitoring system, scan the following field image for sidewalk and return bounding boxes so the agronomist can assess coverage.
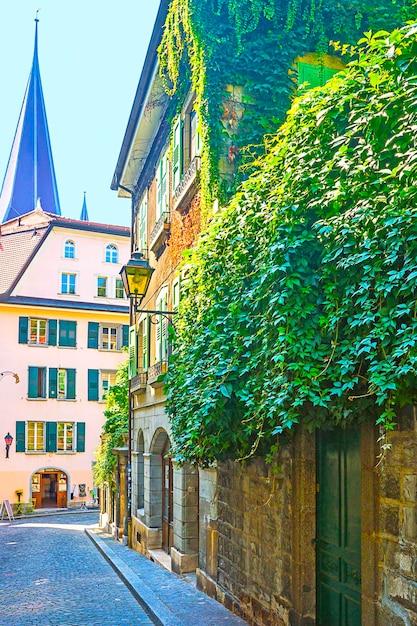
[86,527,248,626]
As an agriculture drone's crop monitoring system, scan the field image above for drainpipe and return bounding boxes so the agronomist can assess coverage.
[118,184,134,546]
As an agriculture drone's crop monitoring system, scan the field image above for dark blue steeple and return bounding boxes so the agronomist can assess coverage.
[0,18,61,223]
[80,192,89,221]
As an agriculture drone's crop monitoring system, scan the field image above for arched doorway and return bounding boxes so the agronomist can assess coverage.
[31,468,68,508]
[150,429,173,554]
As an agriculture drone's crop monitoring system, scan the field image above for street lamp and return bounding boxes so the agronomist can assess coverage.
[119,251,154,311]
[5,432,13,459]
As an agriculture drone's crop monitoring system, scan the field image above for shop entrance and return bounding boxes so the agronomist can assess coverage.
[32,469,68,509]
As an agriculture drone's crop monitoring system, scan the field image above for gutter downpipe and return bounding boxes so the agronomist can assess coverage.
[118,183,134,546]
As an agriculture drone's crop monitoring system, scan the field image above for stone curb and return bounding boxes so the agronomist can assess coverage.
[0,508,99,521]
[85,528,181,626]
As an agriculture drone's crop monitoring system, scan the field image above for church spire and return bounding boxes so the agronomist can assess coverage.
[80,192,89,221]
[0,17,61,223]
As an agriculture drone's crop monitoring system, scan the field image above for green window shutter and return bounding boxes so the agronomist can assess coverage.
[16,421,25,452]
[28,366,38,398]
[67,369,76,400]
[122,325,129,348]
[46,422,57,452]
[128,326,137,379]
[59,320,77,347]
[172,116,183,191]
[142,317,149,372]
[18,317,29,344]
[48,319,57,346]
[49,368,58,398]
[76,422,86,452]
[298,62,340,89]
[88,322,99,349]
[88,369,99,401]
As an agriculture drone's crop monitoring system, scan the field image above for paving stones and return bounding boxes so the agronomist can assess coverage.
[0,512,154,625]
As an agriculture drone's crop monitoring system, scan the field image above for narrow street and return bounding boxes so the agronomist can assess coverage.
[0,512,155,626]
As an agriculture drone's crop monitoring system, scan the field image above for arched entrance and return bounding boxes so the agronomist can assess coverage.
[31,468,69,508]
[150,429,173,554]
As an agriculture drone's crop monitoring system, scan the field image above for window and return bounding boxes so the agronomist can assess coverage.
[27,421,45,451]
[97,276,108,297]
[61,272,76,295]
[16,421,85,453]
[105,244,118,263]
[139,317,149,372]
[55,369,76,400]
[57,422,74,451]
[88,322,128,350]
[172,277,181,311]
[58,320,77,347]
[137,194,148,255]
[172,117,183,192]
[115,278,125,299]
[156,152,169,220]
[29,318,47,344]
[101,325,118,350]
[19,318,76,347]
[28,366,47,399]
[100,371,117,401]
[64,240,75,258]
[155,290,169,362]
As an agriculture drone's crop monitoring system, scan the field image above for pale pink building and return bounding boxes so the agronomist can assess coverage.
[0,208,130,509]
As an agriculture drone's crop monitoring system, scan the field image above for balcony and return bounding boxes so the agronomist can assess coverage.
[130,372,147,394]
[147,361,168,388]
[173,156,201,211]
[149,212,170,255]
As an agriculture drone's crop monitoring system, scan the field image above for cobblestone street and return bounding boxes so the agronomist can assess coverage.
[0,512,155,626]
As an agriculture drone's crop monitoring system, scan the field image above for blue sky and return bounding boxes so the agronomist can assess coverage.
[0,1,161,227]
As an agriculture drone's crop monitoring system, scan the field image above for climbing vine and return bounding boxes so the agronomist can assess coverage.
[94,359,129,488]
[165,22,417,466]
[158,0,416,218]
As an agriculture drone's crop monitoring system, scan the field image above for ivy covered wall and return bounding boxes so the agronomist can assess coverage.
[165,21,417,465]
[158,0,415,214]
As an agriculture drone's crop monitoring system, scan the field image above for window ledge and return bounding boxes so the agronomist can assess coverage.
[25,450,46,454]
[28,343,48,348]
[26,397,47,401]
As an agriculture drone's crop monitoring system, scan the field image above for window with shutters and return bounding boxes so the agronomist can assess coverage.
[105,244,118,263]
[172,277,181,311]
[56,369,76,400]
[139,317,149,372]
[156,152,169,221]
[172,96,201,209]
[28,366,47,399]
[100,370,117,401]
[27,421,45,451]
[155,291,169,363]
[97,276,108,297]
[29,318,47,344]
[58,320,77,347]
[57,422,74,452]
[88,322,128,351]
[61,272,77,295]
[137,194,148,256]
[295,54,343,91]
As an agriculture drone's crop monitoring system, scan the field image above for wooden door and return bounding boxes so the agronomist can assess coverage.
[317,427,362,625]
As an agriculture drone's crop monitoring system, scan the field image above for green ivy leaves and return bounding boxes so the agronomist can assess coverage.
[165,23,417,466]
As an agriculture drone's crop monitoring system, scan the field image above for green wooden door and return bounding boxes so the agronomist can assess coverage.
[317,427,362,625]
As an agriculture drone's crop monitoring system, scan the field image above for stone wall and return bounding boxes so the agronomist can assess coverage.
[217,449,295,626]
[376,408,417,626]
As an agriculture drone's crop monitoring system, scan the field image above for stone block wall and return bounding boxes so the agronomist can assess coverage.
[216,450,295,626]
[376,408,417,626]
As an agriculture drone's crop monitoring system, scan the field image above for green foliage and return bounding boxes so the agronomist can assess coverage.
[166,22,417,466]
[158,0,415,215]
[93,359,129,488]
